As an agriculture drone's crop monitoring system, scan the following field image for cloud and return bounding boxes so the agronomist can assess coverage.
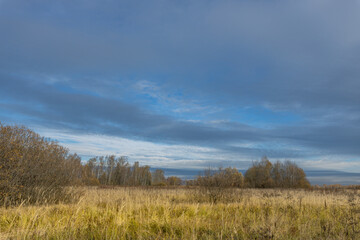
[1,70,360,164]
[133,80,221,114]
[0,0,360,175]
[35,127,255,170]
[0,73,264,147]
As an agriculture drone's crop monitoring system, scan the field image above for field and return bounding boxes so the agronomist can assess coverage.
[1,187,360,239]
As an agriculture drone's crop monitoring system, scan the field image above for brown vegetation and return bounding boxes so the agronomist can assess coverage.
[1,123,360,239]
[1,187,360,239]
[83,156,153,186]
[0,123,330,209]
[0,123,82,206]
[191,167,244,203]
[245,156,310,188]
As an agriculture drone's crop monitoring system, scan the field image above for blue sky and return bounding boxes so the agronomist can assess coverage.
[1,0,360,182]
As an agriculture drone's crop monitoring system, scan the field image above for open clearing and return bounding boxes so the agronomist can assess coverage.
[1,187,360,239]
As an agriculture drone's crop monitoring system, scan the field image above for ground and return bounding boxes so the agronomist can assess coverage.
[1,187,360,239]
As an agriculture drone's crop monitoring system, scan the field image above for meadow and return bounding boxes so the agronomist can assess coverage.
[1,187,359,239]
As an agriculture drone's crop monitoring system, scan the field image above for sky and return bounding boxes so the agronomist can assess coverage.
[1,0,360,183]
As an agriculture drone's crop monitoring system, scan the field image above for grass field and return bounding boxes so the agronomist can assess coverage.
[1,187,359,239]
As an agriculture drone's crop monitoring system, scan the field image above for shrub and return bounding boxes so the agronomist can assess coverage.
[152,169,165,186]
[245,157,310,188]
[194,167,244,203]
[166,176,183,186]
[0,123,82,206]
[245,157,274,188]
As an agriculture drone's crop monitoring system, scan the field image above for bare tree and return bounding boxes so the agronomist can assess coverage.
[245,156,274,188]
[167,176,182,186]
[0,123,82,206]
[245,157,310,189]
[152,169,166,186]
[195,167,244,203]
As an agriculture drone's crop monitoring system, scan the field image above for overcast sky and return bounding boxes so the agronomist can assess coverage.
[1,0,360,176]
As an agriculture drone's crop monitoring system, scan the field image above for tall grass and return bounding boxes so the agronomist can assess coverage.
[0,187,359,239]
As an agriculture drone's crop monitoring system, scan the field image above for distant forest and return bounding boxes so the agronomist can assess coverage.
[1,123,310,206]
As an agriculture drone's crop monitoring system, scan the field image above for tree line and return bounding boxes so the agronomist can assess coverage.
[189,157,310,189]
[82,156,179,187]
[0,123,309,206]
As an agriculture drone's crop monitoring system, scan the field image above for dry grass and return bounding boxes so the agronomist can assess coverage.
[1,187,360,239]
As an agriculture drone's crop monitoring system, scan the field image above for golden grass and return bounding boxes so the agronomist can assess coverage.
[0,187,359,239]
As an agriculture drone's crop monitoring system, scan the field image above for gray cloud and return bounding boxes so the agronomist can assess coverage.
[0,74,266,149]
[1,0,359,111]
[1,71,360,159]
[0,0,360,168]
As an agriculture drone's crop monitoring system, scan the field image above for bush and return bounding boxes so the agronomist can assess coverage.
[245,157,310,188]
[194,167,244,203]
[152,169,165,186]
[244,157,274,188]
[0,123,82,206]
[166,176,183,186]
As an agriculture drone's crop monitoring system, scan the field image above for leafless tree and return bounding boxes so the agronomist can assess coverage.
[0,123,82,206]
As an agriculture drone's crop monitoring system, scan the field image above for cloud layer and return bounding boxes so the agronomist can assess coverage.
[1,0,360,175]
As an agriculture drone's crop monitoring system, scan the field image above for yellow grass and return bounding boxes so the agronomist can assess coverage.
[0,187,359,239]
